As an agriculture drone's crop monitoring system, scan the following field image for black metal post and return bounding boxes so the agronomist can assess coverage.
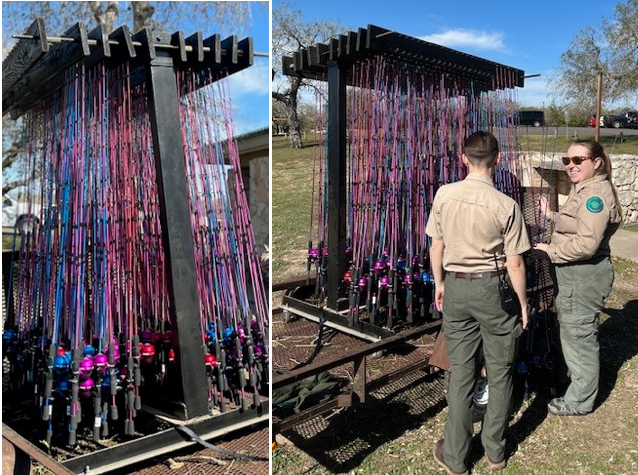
[326,61,347,310]
[145,42,208,419]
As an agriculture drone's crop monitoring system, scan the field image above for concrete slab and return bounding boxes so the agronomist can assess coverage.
[610,228,638,263]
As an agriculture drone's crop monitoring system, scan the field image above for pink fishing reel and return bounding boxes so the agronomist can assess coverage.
[94,353,108,373]
[106,340,120,360]
[79,357,94,380]
[237,328,246,345]
[79,378,94,397]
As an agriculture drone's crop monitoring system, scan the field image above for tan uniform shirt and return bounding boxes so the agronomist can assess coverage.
[546,174,621,264]
[425,173,531,272]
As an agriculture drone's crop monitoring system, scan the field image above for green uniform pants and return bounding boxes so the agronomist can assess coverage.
[552,256,614,413]
[442,273,522,472]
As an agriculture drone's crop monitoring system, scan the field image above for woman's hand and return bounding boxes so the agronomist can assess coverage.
[537,195,552,221]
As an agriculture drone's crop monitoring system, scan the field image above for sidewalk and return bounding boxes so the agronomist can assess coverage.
[610,228,638,263]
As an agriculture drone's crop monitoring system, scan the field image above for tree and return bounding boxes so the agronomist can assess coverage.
[551,27,607,108]
[552,0,638,107]
[2,1,267,196]
[2,2,265,37]
[2,117,26,196]
[272,1,345,148]
[605,0,638,103]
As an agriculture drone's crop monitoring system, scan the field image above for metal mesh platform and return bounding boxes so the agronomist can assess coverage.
[103,424,269,475]
[272,303,440,428]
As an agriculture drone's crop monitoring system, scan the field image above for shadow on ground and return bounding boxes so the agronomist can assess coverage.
[278,299,638,473]
[597,299,638,405]
[282,371,446,473]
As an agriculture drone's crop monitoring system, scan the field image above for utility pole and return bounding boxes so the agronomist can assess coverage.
[595,70,603,142]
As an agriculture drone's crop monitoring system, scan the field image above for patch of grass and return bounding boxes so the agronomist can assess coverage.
[272,136,321,280]
[623,224,638,233]
[2,233,20,250]
[517,131,638,155]
[272,444,306,474]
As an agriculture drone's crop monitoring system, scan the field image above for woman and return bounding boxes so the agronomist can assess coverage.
[534,139,622,416]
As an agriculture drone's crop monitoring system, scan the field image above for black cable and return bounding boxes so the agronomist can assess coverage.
[174,425,269,462]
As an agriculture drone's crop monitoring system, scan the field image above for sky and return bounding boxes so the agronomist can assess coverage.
[1,1,271,135]
[274,0,634,109]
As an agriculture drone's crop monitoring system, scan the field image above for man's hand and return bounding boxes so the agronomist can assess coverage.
[434,284,444,312]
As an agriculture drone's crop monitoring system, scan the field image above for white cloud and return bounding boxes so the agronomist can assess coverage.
[420,29,505,51]
[227,63,269,97]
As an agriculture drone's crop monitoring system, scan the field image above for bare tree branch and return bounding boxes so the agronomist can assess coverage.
[272,1,345,148]
[554,0,638,106]
[88,1,119,34]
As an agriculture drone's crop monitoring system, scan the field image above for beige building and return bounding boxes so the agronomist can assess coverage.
[236,127,270,255]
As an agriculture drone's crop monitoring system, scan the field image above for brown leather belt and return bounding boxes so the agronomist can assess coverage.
[448,269,505,279]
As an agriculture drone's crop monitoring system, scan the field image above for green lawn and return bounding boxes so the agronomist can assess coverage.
[271,136,320,279]
[517,132,638,155]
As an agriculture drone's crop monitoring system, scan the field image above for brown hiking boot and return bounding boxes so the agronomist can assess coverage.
[433,439,469,475]
[485,455,507,471]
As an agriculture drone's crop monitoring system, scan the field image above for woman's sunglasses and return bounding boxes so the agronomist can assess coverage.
[561,156,594,166]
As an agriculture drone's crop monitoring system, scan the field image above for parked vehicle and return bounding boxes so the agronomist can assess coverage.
[2,194,41,234]
[602,111,638,129]
[515,110,545,127]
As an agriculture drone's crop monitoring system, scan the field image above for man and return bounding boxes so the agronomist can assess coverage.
[426,131,530,475]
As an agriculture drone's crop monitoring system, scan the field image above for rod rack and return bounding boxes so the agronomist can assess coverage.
[3,18,254,118]
[12,34,269,58]
[2,17,260,423]
[283,24,525,92]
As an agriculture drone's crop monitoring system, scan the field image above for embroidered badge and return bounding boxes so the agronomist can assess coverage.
[586,196,604,213]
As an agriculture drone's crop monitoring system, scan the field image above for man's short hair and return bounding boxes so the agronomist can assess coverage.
[464,131,499,167]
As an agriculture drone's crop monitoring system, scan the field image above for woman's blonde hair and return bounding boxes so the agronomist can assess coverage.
[572,139,623,220]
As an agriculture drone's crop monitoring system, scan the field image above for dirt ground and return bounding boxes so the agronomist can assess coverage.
[272,257,638,475]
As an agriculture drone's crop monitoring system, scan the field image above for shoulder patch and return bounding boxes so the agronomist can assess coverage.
[586,196,604,213]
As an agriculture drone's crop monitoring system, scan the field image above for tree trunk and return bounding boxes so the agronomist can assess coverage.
[131,1,156,32]
[287,94,303,149]
[272,77,303,149]
[88,1,119,34]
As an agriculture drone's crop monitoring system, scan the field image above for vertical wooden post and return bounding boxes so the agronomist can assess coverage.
[595,70,603,143]
[326,61,347,310]
[353,356,367,403]
[144,37,208,419]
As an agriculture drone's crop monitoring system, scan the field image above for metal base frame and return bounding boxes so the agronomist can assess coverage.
[61,402,269,474]
[282,281,439,340]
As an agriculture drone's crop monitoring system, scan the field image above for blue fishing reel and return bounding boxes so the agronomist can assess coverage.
[56,378,70,395]
[223,327,234,346]
[53,355,70,375]
[206,322,217,343]
[3,329,16,343]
